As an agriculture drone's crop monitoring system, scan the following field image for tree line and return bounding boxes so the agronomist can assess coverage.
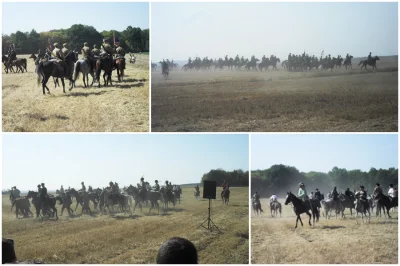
[2,24,149,55]
[201,169,249,187]
[252,164,398,197]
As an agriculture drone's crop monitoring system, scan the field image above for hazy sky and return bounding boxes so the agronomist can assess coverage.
[252,134,398,173]
[3,134,249,191]
[2,2,149,35]
[152,2,398,62]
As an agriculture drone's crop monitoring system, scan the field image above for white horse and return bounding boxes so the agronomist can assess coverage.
[355,198,371,224]
[72,59,95,88]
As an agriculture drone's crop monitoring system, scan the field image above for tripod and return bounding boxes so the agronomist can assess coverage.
[198,198,221,232]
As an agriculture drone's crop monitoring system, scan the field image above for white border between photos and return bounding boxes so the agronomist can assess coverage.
[1,0,399,266]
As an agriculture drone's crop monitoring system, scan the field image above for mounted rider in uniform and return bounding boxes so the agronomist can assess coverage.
[82,42,95,73]
[355,185,368,210]
[153,180,160,192]
[92,44,100,56]
[52,42,69,76]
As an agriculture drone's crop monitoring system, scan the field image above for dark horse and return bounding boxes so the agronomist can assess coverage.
[375,194,396,218]
[285,192,319,229]
[96,56,113,87]
[270,201,282,217]
[358,56,380,70]
[36,52,77,94]
[55,192,74,216]
[338,193,355,217]
[26,191,58,220]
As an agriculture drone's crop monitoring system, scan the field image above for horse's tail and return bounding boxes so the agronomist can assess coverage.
[22,58,27,71]
[73,61,81,81]
[36,62,43,86]
[358,60,363,66]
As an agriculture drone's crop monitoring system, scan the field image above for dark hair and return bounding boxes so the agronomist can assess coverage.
[2,238,17,264]
[156,237,198,264]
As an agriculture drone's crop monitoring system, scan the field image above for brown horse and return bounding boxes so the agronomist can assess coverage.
[114,57,126,82]
[221,188,230,205]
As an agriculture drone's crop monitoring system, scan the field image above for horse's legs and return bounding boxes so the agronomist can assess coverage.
[307,211,312,226]
[61,78,66,93]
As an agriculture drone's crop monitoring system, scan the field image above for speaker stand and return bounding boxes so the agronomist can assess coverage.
[197,198,221,232]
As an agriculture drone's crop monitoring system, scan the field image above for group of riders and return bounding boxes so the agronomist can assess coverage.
[3,39,126,79]
[252,182,398,214]
[285,51,377,71]
[9,176,182,218]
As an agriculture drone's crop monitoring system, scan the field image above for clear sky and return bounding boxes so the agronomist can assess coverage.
[251,134,398,173]
[2,2,149,35]
[2,134,249,191]
[152,2,398,62]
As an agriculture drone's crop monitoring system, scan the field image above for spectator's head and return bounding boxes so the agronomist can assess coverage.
[2,238,17,264]
[156,237,198,264]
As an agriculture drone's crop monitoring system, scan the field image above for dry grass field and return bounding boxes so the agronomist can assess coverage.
[251,198,398,264]
[152,56,397,132]
[2,54,149,132]
[2,187,249,264]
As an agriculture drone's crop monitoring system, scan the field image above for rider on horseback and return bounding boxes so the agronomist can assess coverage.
[345,188,354,199]
[7,43,16,65]
[372,183,383,200]
[40,183,48,215]
[388,184,396,198]
[221,180,229,197]
[82,42,96,73]
[355,185,368,210]
[92,44,100,56]
[297,183,308,201]
[79,181,86,193]
[139,177,147,199]
[269,193,278,203]
[153,180,160,192]
[331,187,339,200]
[314,188,321,200]
[367,52,372,63]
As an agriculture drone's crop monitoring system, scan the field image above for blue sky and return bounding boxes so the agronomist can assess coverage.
[251,134,398,173]
[152,2,398,61]
[2,134,249,190]
[2,2,149,35]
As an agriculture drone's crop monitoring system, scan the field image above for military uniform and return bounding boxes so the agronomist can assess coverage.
[355,187,368,209]
[92,45,100,56]
[154,181,160,192]
[61,43,69,57]
[331,188,338,200]
[373,184,383,199]
[82,42,95,72]
[52,43,63,60]
[101,40,114,57]
[80,182,86,192]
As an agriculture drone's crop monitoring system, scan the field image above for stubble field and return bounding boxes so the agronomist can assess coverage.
[2,54,149,132]
[2,187,249,264]
[152,56,397,132]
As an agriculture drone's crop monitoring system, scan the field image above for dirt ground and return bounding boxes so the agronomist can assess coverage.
[2,187,248,264]
[251,198,398,264]
[152,56,397,132]
[2,54,149,132]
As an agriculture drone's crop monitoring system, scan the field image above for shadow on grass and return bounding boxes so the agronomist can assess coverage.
[26,113,69,121]
[63,91,107,97]
[319,225,345,230]
[111,214,139,220]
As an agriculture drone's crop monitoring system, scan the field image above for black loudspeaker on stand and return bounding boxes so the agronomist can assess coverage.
[197,180,221,232]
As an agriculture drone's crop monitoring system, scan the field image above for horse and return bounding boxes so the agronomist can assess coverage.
[343,56,353,69]
[358,56,380,70]
[151,63,157,71]
[68,188,84,211]
[114,57,126,82]
[99,189,132,215]
[284,192,319,229]
[5,58,27,73]
[252,200,263,217]
[95,56,113,87]
[354,198,371,224]
[36,51,77,94]
[338,193,355,217]
[55,192,74,216]
[161,62,169,78]
[160,187,176,211]
[73,59,95,88]
[26,191,58,220]
[375,194,394,219]
[221,188,230,205]
[320,198,341,219]
[173,187,182,204]
[270,201,282,217]
[13,198,33,218]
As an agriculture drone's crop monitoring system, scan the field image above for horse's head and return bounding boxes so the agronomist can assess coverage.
[375,56,380,60]
[284,192,292,205]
